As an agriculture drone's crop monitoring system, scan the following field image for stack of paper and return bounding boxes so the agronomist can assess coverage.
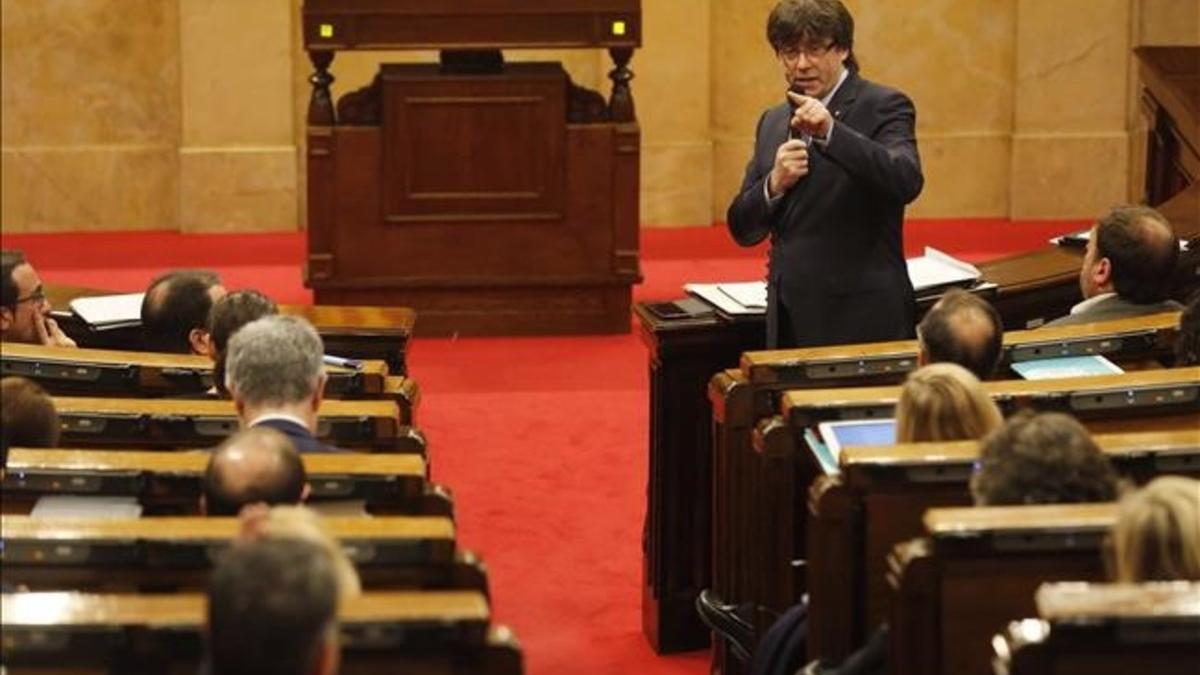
[684,282,767,316]
[905,247,981,294]
[69,292,145,330]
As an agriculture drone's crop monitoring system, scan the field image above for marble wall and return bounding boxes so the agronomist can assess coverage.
[2,0,1197,232]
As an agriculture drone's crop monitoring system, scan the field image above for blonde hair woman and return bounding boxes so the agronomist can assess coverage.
[895,362,1003,443]
[1111,476,1200,582]
[238,504,363,598]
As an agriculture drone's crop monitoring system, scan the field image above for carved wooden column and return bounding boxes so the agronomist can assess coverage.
[308,51,337,126]
[608,47,636,122]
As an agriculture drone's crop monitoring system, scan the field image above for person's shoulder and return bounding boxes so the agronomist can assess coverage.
[761,100,791,123]
[853,73,914,106]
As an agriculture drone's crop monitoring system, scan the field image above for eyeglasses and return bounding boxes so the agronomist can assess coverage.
[13,286,47,305]
[778,42,836,64]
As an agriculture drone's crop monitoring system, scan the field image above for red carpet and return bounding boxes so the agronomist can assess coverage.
[1,219,1084,674]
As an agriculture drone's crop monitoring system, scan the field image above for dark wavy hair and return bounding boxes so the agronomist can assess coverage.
[767,0,858,71]
[1,249,27,310]
[971,411,1120,506]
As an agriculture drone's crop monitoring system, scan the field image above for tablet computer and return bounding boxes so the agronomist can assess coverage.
[816,418,897,468]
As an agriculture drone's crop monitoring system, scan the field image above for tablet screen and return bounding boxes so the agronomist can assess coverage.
[817,419,896,462]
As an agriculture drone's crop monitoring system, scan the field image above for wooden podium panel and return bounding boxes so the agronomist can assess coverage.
[302,1,642,336]
[303,0,641,51]
[381,64,565,223]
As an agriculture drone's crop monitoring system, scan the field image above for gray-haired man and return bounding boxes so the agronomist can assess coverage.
[225,315,341,453]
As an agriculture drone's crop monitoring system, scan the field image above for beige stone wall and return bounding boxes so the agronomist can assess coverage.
[3,0,1197,233]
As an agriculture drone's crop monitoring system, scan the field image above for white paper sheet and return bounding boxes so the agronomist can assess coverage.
[69,292,146,328]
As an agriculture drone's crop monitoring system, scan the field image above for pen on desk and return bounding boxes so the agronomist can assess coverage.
[322,354,363,370]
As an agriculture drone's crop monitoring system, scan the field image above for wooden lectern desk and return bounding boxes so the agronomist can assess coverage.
[301,1,642,336]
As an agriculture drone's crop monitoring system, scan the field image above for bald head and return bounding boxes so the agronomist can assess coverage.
[917,289,1003,379]
[203,427,307,516]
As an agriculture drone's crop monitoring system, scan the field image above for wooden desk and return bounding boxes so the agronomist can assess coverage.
[0,515,489,593]
[0,343,417,415]
[300,0,643,337]
[1,591,522,675]
[888,504,1118,675]
[51,396,423,452]
[996,582,1200,675]
[44,284,416,376]
[805,429,1200,663]
[640,306,1184,654]
[2,448,445,516]
[720,368,1200,651]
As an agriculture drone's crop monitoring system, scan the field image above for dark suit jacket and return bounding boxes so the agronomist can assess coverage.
[727,70,923,348]
[1043,295,1183,327]
[251,417,343,454]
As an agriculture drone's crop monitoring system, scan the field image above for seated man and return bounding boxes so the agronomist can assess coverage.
[225,315,340,453]
[0,249,76,347]
[140,270,226,354]
[1047,205,1181,326]
[207,289,278,396]
[202,427,308,516]
[915,289,1004,379]
[0,376,60,467]
[206,537,341,675]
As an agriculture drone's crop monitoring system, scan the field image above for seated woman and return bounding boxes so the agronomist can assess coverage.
[1109,475,1200,582]
[894,362,1003,442]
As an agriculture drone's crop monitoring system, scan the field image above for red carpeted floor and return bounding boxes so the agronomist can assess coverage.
[1,219,1085,675]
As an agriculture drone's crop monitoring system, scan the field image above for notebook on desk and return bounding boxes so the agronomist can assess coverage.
[68,293,145,330]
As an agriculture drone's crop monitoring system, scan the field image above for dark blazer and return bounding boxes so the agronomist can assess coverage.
[251,417,343,454]
[1044,295,1183,327]
[727,70,923,348]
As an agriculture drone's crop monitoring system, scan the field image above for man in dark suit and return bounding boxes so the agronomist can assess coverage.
[727,0,923,348]
[225,315,342,453]
[1045,205,1181,327]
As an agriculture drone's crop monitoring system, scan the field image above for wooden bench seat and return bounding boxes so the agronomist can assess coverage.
[805,428,1200,662]
[51,396,425,452]
[1,448,450,516]
[740,311,1182,387]
[994,582,1200,675]
[715,367,1200,641]
[0,343,419,416]
[1,514,488,593]
[692,314,1186,656]
[887,503,1118,675]
[1,590,521,675]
